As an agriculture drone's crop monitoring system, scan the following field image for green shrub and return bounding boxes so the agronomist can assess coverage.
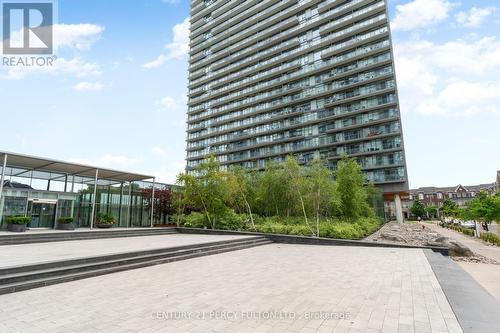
[217,210,247,231]
[254,222,291,235]
[5,216,31,225]
[183,210,249,230]
[181,212,381,240]
[251,217,380,240]
[461,228,475,237]
[480,232,500,246]
[183,212,209,229]
[441,223,475,237]
[96,213,115,225]
[57,217,74,224]
[353,217,382,235]
[171,214,186,226]
[320,222,363,239]
[289,225,314,236]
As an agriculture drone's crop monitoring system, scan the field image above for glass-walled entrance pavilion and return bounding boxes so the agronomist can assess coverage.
[0,151,170,230]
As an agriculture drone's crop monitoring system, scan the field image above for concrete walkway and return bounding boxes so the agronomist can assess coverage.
[422,222,500,303]
[0,234,254,269]
[0,227,165,236]
[422,222,500,262]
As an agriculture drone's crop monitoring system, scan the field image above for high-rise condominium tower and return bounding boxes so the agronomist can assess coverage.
[186,0,409,216]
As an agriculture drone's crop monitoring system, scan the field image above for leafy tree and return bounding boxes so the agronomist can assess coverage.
[227,166,256,228]
[177,156,230,229]
[171,181,191,227]
[142,186,174,225]
[177,154,382,232]
[306,157,335,236]
[425,205,438,219]
[255,160,290,217]
[282,156,313,232]
[410,200,426,218]
[334,157,370,220]
[365,183,384,217]
[465,191,500,223]
[442,198,459,217]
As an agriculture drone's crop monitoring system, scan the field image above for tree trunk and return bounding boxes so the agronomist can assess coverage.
[198,194,212,228]
[316,188,321,238]
[297,187,314,236]
[242,193,255,228]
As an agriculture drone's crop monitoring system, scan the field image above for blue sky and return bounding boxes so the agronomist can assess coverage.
[0,0,499,189]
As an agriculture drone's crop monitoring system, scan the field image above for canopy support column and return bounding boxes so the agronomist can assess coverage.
[127,182,133,228]
[0,154,8,225]
[150,178,156,228]
[90,169,99,229]
[118,182,124,227]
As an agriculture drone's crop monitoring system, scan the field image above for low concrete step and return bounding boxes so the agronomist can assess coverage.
[0,237,272,294]
[0,236,267,276]
[0,228,177,246]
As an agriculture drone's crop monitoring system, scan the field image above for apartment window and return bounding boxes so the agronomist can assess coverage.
[437,193,443,199]
[418,193,424,200]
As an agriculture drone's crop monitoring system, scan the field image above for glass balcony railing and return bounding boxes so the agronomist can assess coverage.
[191,0,295,55]
[189,62,394,127]
[190,0,377,73]
[189,64,393,128]
[189,35,390,98]
[187,94,398,146]
[189,13,387,91]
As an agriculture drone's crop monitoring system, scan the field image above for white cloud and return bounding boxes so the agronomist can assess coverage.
[0,23,104,53]
[1,23,104,80]
[391,0,455,31]
[151,159,186,184]
[155,95,187,128]
[456,7,496,28]
[394,36,500,117]
[143,55,168,70]
[143,17,190,69]
[151,146,167,156]
[3,57,102,80]
[73,81,107,92]
[157,96,177,109]
[416,81,500,115]
[54,24,105,51]
[396,37,500,78]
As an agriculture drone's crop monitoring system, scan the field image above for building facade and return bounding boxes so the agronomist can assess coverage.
[402,183,498,219]
[186,0,409,206]
[0,151,174,230]
[496,170,500,193]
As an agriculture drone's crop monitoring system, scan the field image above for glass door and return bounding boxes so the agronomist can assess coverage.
[28,202,56,228]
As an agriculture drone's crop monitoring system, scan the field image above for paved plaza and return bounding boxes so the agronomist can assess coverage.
[0,234,254,268]
[0,243,463,333]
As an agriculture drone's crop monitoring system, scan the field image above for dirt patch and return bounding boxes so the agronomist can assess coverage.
[364,222,499,265]
[364,222,440,246]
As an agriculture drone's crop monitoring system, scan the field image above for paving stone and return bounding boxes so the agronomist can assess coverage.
[0,244,463,332]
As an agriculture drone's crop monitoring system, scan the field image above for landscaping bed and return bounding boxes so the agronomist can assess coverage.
[365,222,498,264]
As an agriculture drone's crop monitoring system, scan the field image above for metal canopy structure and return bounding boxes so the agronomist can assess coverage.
[0,151,154,185]
[0,151,156,229]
